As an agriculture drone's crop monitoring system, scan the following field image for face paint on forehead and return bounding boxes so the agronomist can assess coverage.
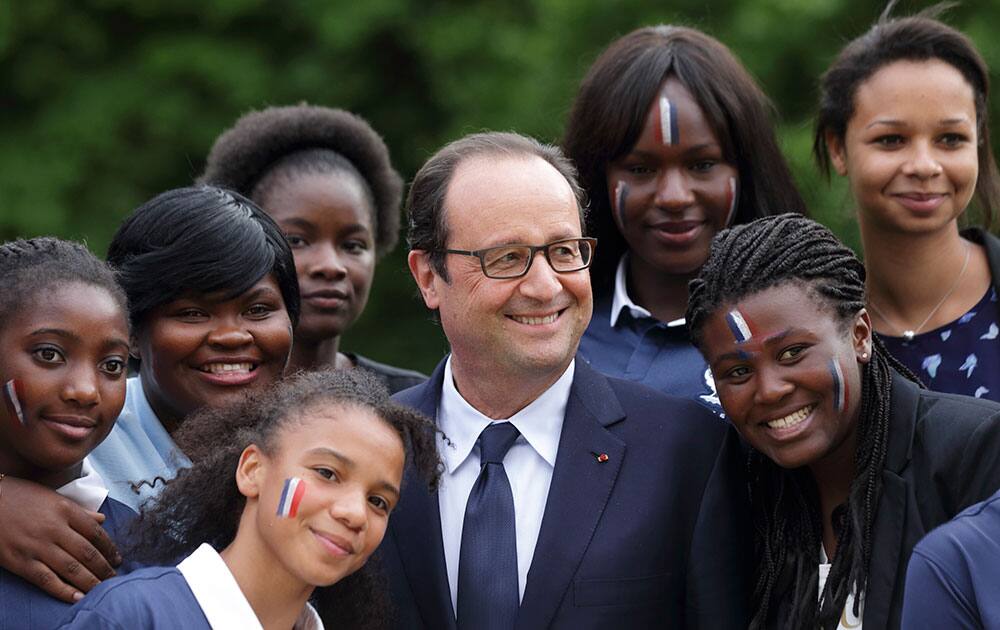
[655,96,680,146]
[4,379,26,427]
[725,309,754,344]
[613,180,630,228]
[277,477,306,518]
[828,359,848,414]
[725,176,738,227]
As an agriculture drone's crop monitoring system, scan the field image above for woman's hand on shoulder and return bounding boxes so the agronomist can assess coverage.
[0,476,121,602]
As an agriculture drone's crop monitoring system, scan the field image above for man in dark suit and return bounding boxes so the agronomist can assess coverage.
[380,131,749,629]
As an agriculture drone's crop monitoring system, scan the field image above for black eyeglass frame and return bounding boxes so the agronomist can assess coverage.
[438,237,598,279]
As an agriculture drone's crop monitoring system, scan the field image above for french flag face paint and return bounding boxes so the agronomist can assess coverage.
[829,359,847,414]
[4,379,26,427]
[614,180,629,228]
[656,96,679,146]
[725,309,753,344]
[724,176,738,226]
[277,477,306,518]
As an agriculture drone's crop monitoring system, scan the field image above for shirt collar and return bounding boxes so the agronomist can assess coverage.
[56,457,109,513]
[610,254,686,328]
[438,357,573,474]
[177,543,324,630]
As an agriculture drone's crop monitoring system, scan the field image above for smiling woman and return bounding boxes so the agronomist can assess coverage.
[687,213,1000,630]
[54,369,442,630]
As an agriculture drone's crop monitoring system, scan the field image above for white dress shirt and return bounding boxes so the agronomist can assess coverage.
[437,357,573,616]
[57,458,110,512]
[177,543,323,630]
[610,254,686,328]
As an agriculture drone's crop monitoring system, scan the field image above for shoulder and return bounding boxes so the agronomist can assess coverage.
[917,488,1000,563]
[57,567,192,626]
[351,354,428,394]
[911,386,1000,445]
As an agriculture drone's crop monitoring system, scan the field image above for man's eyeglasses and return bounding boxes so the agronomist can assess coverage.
[438,237,597,279]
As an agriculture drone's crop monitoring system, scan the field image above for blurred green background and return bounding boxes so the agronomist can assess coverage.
[2,0,997,374]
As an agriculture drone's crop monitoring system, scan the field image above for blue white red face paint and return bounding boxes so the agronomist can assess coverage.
[725,309,754,344]
[277,477,306,518]
[725,176,738,226]
[3,379,26,427]
[614,180,629,228]
[656,96,679,146]
[828,359,848,414]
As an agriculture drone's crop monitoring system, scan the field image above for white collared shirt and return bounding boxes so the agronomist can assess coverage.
[818,546,864,629]
[177,543,323,630]
[610,254,686,328]
[437,357,572,616]
[56,458,110,513]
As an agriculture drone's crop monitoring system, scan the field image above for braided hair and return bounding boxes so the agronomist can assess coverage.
[0,237,127,326]
[199,105,404,257]
[686,214,919,629]
[127,368,442,630]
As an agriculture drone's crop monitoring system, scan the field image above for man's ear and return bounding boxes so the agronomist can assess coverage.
[408,250,441,310]
[826,129,849,177]
[235,444,265,500]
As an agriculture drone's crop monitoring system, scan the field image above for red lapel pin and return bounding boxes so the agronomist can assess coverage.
[591,451,609,463]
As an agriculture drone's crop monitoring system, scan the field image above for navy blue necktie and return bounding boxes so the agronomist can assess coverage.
[457,421,521,630]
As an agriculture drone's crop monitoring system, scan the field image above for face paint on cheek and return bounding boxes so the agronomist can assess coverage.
[725,309,754,344]
[657,96,679,146]
[3,379,26,427]
[725,176,738,226]
[613,180,629,228]
[828,359,847,414]
[277,477,306,518]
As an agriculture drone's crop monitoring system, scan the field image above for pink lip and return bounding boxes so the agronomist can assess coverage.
[303,288,350,311]
[312,530,356,557]
[892,192,947,214]
[649,221,704,246]
[41,416,98,441]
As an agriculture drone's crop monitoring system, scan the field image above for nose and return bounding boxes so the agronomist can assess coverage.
[206,318,254,349]
[330,488,367,531]
[62,365,100,407]
[902,141,943,180]
[518,251,563,302]
[654,168,695,211]
[752,365,794,407]
[305,242,347,280]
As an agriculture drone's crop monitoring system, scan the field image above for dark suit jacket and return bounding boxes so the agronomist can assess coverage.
[768,372,1000,629]
[378,357,750,629]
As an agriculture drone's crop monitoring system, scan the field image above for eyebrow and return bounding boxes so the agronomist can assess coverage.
[865,117,972,130]
[242,286,281,301]
[306,447,401,496]
[280,217,315,230]
[30,328,129,352]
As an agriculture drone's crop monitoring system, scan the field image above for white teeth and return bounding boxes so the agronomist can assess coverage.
[203,362,253,374]
[511,313,558,325]
[766,405,815,429]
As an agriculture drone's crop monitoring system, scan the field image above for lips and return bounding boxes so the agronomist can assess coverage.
[41,414,99,441]
[195,358,260,386]
[312,529,357,557]
[891,192,947,214]
[507,308,566,326]
[302,287,350,311]
[648,220,705,245]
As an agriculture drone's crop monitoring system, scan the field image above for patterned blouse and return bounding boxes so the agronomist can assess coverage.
[879,287,1000,403]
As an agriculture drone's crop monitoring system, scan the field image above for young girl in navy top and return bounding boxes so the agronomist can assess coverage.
[0,238,135,629]
[57,369,441,629]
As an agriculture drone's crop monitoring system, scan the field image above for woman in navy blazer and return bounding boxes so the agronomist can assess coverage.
[687,214,1000,629]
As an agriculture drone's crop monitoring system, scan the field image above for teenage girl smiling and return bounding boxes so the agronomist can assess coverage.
[815,5,1000,401]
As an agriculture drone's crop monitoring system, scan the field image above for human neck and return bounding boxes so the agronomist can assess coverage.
[861,221,971,330]
[288,333,352,373]
[449,357,570,420]
[221,508,313,630]
[808,427,858,560]
[627,255,693,323]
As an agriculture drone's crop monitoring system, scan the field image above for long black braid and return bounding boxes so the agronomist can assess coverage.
[686,214,920,629]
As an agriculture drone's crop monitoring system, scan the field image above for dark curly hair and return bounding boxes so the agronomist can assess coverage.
[0,237,127,326]
[563,25,806,290]
[686,214,920,629]
[814,1,1000,229]
[199,104,404,257]
[126,368,442,630]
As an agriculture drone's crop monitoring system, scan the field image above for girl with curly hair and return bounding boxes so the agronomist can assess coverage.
[57,369,441,630]
[201,105,425,392]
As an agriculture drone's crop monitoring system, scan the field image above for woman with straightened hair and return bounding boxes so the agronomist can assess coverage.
[687,213,1000,629]
[200,105,425,393]
[0,185,298,605]
[815,3,1000,402]
[562,25,806,412]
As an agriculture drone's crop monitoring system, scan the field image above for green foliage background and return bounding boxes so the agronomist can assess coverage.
[2,0,997,373]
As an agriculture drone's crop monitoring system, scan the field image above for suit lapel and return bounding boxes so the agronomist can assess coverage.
[389,361,457,630]
[516,361,626,630]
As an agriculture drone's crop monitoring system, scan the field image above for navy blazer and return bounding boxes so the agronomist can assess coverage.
[378,357,750,629]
